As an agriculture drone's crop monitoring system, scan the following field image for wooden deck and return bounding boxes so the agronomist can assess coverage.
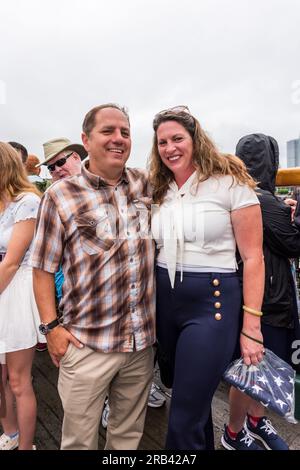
[2,350,300,450]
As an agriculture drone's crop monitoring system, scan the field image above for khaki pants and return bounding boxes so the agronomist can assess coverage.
[58,344,153,450]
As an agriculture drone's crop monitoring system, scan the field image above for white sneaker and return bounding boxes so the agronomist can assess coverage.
[101,400,110,429]
[147,383,166,408]
[0,432,19,451]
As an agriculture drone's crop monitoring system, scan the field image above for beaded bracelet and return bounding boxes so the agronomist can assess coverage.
[241,330,264,345]
[243,305,263,317]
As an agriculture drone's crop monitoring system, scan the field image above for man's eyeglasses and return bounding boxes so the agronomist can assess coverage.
[47,152,73,173]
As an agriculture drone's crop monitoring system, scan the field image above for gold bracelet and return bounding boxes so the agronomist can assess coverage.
[243,305,263,317]
[241,330,264,345]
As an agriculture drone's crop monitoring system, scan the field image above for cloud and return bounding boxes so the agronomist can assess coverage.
[1,0,300,166]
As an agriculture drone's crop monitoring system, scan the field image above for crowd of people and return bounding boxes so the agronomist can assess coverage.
[0,103,299,451]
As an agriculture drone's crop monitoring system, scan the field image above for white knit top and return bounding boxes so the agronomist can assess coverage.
[151,172,259,287]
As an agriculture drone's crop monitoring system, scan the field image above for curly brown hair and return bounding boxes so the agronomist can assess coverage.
[0,142,41,211]
[148,108,256,204]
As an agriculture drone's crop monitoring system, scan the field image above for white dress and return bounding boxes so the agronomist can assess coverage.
[0,193,46,360]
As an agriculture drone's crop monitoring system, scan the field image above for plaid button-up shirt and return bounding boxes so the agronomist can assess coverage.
[30,162,156,352]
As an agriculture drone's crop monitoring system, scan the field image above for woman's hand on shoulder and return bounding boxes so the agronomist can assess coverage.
[284,198,297,222]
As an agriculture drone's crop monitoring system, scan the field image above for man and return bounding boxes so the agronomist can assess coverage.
[34,138,87,352]
[37,137,86,182]
[8,141,28,164]
[30,104,155,450]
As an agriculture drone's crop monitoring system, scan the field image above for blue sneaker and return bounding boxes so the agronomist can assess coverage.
[221,425,263,450]
[245,416,289,450]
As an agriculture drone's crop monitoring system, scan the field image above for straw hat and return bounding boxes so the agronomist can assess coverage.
[37,137,88,167]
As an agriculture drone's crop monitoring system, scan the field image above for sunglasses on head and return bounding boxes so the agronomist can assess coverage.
[156,105,191,116]
[47,152,73,173]
[153,105,194,129]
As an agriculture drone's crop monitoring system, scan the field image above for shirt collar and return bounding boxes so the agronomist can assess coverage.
[82,160,129,189]
[169,171,197,196]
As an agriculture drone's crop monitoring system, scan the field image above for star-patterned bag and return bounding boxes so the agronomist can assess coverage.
[223,348,297,423]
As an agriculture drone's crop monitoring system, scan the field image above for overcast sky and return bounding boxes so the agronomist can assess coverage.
[1,0,300,167]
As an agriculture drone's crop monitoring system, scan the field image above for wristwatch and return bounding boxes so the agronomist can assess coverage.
[39,318,60,335]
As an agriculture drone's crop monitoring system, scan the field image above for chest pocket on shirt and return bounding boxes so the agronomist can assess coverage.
[131,197,151,236]
[75,209,115,255]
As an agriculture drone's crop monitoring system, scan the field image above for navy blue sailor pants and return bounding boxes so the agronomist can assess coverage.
[156,266,241,450]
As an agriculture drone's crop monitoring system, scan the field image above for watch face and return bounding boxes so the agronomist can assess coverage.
[39,324,48,335]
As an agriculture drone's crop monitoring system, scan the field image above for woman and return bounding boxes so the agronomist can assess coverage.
[149,106,264,450]
[223,134,300,451]
[0,364,5,418]
[0,142,45,450]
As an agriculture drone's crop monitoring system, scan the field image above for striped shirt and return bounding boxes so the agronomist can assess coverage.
[30,162,156,352]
